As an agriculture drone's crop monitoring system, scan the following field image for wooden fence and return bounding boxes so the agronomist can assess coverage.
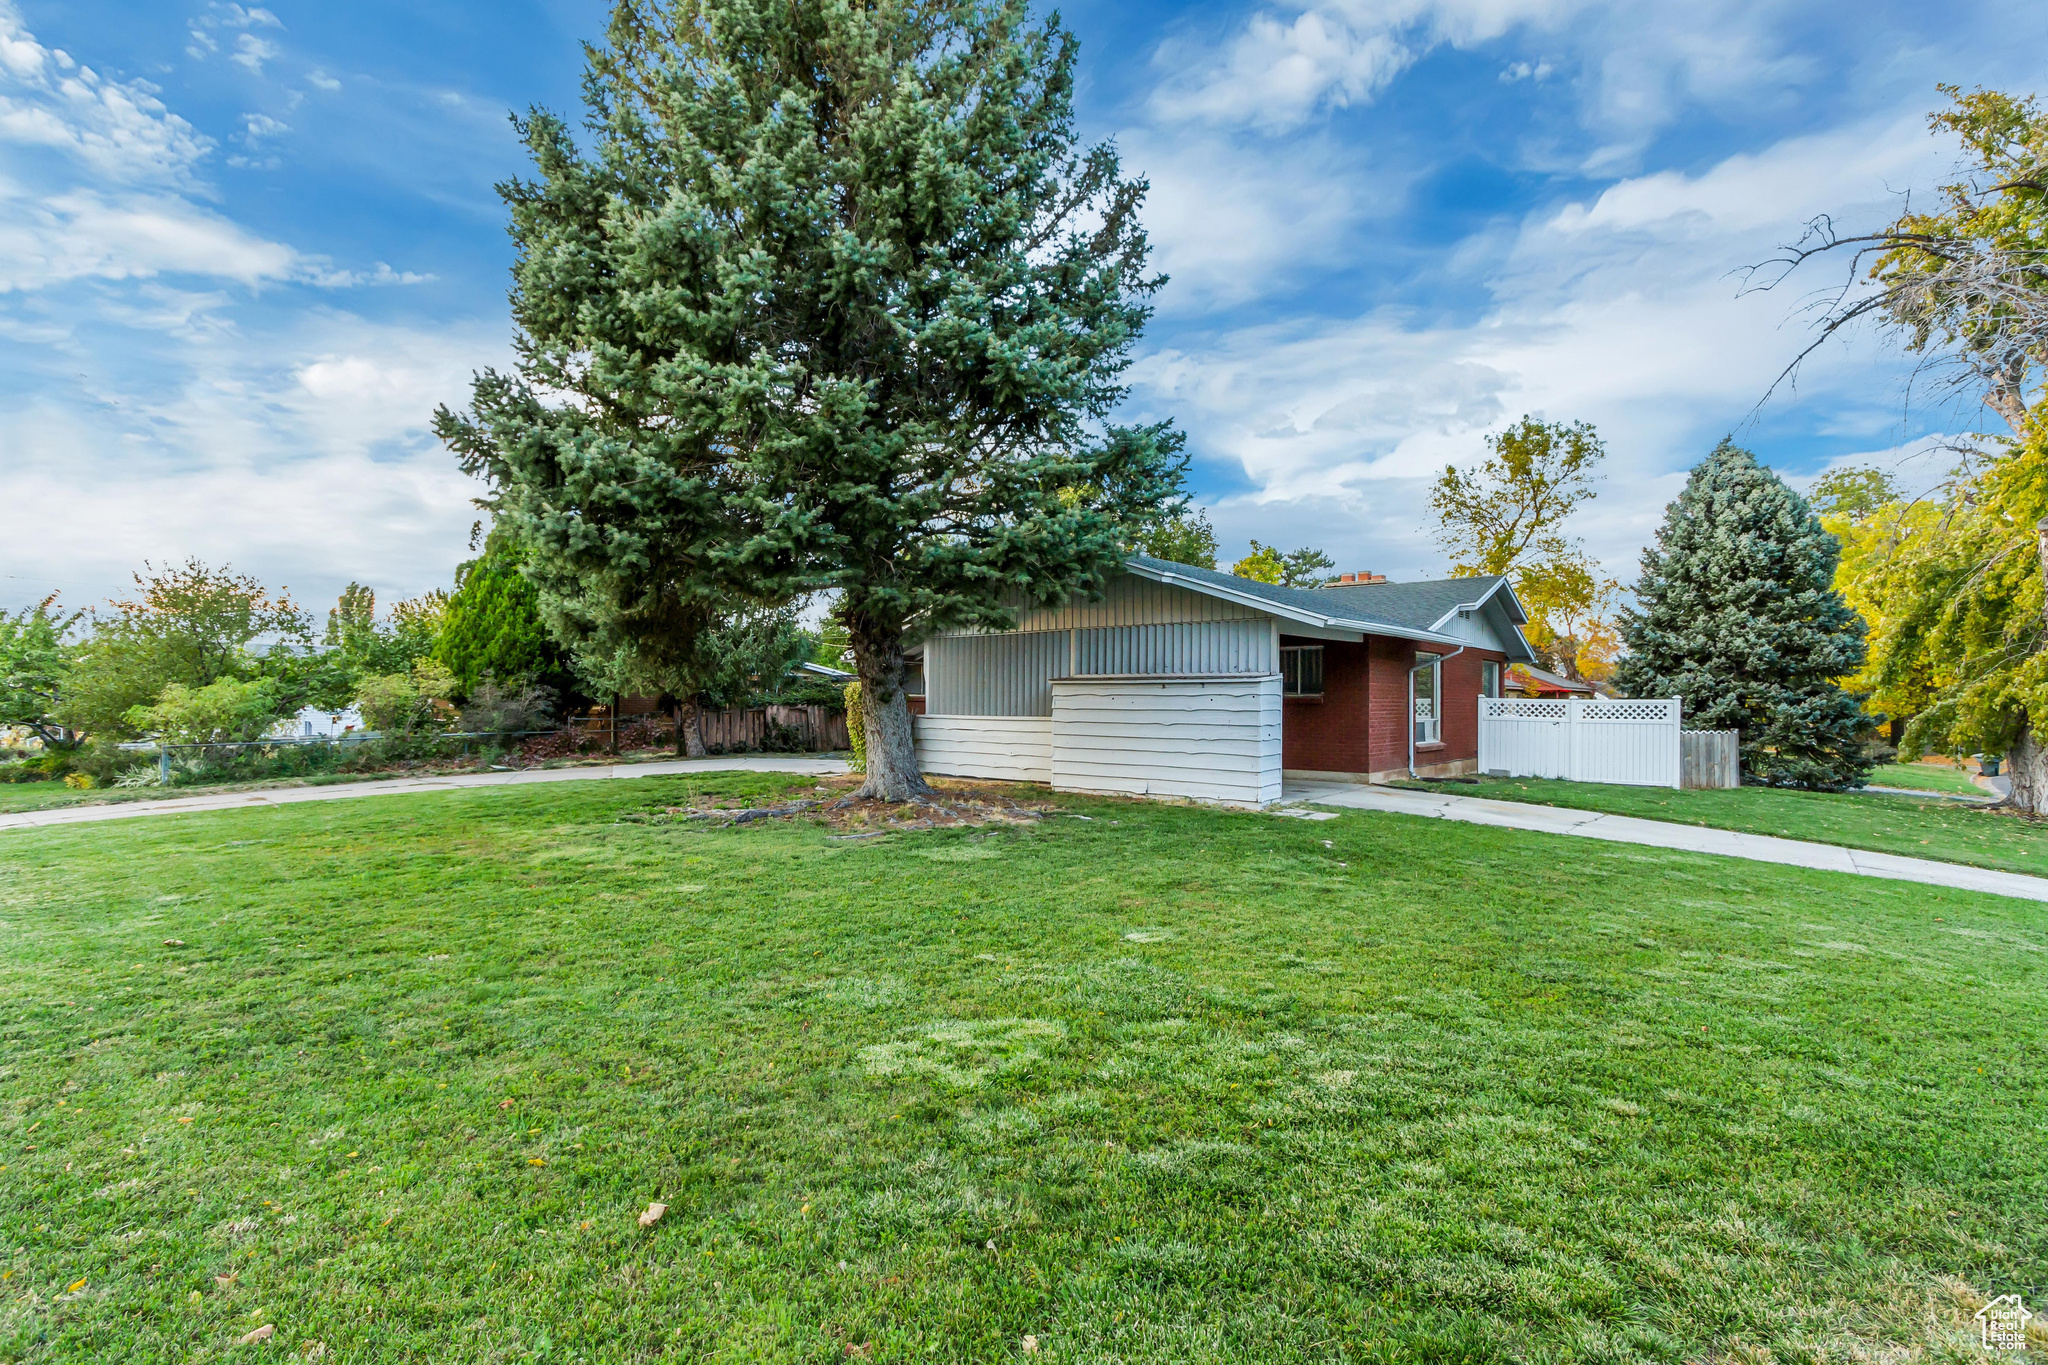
[1680,730,1740,789]
[569,704,848,754]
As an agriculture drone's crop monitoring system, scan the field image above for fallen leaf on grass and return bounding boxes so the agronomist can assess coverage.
[177,1116,193,1124]
[67,1278,86,1293]
[638,1201,667,1227]
[499,1099,515,1110]
[164,939,186,947]
[216,1273,237,1286]
[1023,1335,1040,1354]
[238,1322,274,1345]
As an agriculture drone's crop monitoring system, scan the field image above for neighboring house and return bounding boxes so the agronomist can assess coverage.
[280,706,363,738]
[1503,663,1595,698]
[911,555,1538,804]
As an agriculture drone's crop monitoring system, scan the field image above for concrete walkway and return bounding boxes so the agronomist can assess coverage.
[0,755,850,834]
[1280,781,2048,904]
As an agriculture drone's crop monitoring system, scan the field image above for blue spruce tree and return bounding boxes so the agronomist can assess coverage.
[1617,440,1873,788]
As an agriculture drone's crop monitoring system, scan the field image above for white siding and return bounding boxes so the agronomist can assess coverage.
[1050,677,1282,805]
[914,715,1053,783]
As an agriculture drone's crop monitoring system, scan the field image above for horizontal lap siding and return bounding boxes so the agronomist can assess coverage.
[914,716,1053,783]
[1051,678,1281,805]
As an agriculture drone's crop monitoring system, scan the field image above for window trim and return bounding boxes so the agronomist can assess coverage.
[1481,659,1501,699]
[1280,644,1324,697]
[1413,651,1442,746]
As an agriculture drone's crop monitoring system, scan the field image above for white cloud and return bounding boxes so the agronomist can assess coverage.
[1129,108,1961,578]
[229,33,280,74]
[0,184,298,291]
[240,112,288,143]
[306,68,340,92]
[2,318,505,612]
[0,2,212,184]
[1123,129,1383,310]
[1151,0,1581,131]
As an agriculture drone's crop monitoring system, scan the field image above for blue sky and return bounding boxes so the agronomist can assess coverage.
[3,0,2046,618]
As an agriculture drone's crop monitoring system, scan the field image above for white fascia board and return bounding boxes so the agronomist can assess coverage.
[1426,577,1530,630]
[1125,560,1467,649]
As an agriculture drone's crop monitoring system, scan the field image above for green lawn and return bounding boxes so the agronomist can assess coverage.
[1405,776,2048,878]
[1867,763,1988,797]
[3,774,2044,1363]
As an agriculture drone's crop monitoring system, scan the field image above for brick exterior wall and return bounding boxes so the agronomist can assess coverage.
[1283,633,1506,780]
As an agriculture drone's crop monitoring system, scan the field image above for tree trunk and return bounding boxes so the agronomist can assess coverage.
[679,700,706,758]
[2006,720,2048,814]
[2019,518,2048,815]
[848,614,932,802]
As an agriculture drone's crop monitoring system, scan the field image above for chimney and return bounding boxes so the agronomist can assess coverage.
[1334,571,1385,585]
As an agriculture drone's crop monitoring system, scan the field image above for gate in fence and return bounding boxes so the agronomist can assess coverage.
[1477,696,1688,788]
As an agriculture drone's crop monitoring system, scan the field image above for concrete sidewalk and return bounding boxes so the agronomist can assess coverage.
[0,755,850,834]
[1282,781,2048,904]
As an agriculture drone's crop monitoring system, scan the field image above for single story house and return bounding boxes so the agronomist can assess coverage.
[1504,662,1595,698]
[910,554,1539,805]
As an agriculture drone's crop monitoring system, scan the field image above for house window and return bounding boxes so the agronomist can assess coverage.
[1281,645,1324,697]
[1413,652,1442,745]
[1481,660,1501,698]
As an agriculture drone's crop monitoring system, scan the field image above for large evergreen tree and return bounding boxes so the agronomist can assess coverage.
[1616,440,1873,789]
[436,0,1183,801]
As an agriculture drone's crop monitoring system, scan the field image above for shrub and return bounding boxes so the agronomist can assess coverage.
[844,681,866,772]
[125,676,287,744]
[458,678,554,735]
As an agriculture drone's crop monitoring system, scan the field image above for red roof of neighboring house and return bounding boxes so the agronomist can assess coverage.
[1506,663,1595,697]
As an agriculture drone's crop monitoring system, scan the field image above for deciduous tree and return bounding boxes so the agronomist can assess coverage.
[0,597,82,750]
[60,561,308,740]
[1231,541,1333,588]
[1431,416,1615,677]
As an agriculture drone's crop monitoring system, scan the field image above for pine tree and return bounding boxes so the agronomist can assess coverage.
[435,0,1183,801]
[1617,440,1874,788]
[435,543,572,699]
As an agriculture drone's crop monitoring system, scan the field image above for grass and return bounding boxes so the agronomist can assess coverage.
[1867,763,1988,797]
[3,773,2045,1364]
[1403,776,2048,879]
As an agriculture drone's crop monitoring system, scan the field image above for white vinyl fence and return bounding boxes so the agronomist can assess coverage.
[1478,697,1686,788]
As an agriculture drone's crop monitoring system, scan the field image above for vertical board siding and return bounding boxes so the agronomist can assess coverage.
[1074,619,1276,677]
[914,715,1053,782]
[1013,574,1263,631]
[924,631,1071,717]
[927,619,1276,717]
[1050,677,1282,805]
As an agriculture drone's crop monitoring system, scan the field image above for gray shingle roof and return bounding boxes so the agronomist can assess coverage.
[1127,555,1518,642]
[1308,575,1521,631]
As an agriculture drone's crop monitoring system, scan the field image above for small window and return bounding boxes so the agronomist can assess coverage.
[1281,645,1324,697]
[1413,652,1442,745]
[1481,660,1501,698]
